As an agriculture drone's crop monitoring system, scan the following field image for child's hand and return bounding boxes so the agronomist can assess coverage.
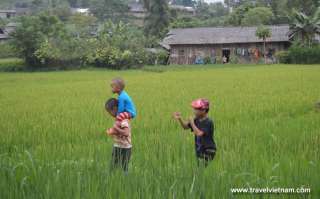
[106,128,111,135]
[173,112,182,120]
[189,117,195,125]
[106,128,115,136]
[114,121,120,128]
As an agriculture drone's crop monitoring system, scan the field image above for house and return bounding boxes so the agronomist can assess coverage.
[161,25,291,64]
[0,10,16,19]
[0,23,17,42]
[169,5,195,16]
[15,7,31,16]
[0,34,9,41]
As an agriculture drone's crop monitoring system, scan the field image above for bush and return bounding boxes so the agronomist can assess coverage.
[0,58,25,72]
[289,45,320,64]
[10,14,163,70]
[277,45,320,64]
[84,21,151,69]
[0,42,18,58]
[276,51,290,64]
[85,46,144,69]
[156,50,169,65]
[229,56,239,64]
[140,49,159,66]
[215,56,222,64]
[11,14,68,67]
[203,56,212,64]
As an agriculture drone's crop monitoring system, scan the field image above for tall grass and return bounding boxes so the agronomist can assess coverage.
[0,65,319,198]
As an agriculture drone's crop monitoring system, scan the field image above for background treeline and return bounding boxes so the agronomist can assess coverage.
[0,0,319,70]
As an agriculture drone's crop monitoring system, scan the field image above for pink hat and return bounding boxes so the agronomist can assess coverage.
[191,98,210,109]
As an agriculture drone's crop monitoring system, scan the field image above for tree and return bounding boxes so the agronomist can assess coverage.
[287,0,319,16]
[257,0,319,19]
[85,20,149,69]
[67,14,97,38]
[224,0,247,8]
[268,0,289,24]
[288,8,320,47]
[89,0,128,21]
[256,25,271,64]
[144,0,170,38]
[11,13,67,66]
[195,2,229,19]
[242,7,274,26]
[227,2,254,25]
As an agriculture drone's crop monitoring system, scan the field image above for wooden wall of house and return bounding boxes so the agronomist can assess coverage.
[169,42,289,65]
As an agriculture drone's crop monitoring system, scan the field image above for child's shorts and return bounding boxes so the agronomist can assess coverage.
[197,149,216,167]
[110,146,132,172]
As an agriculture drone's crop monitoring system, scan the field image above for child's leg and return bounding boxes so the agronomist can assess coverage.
[110,147,121,171]
[197,158,209,168]
[119,148,132,173]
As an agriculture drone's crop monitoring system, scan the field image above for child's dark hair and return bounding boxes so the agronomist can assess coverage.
[205,108,209,113]
[112,77,125,90]
[105,98,118,111]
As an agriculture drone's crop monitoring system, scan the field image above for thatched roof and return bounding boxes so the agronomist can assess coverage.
[0,34,9,40]
[0,23,18,40]
[0,10,16,13]
[161,25,290,49]
[169,5,195,13]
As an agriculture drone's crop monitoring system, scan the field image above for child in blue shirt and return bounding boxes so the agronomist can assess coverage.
[110,77,136,119]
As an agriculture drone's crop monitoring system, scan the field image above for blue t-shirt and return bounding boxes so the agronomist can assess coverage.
[117,90,136,118]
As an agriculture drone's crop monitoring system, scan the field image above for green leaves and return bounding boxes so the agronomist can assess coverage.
[242,7,274,26]
[256,25,271,40]
[289,8,320,47]
[11,13,68,67]
[144,0,170,38]
[84,20,150,69]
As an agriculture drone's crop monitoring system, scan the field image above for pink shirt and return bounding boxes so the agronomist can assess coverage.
[112,119,132,148]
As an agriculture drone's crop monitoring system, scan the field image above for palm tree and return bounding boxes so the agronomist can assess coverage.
[288,8,320,47]
[256,25,272,64]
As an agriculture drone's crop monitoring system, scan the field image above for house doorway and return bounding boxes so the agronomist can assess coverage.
[222,49,230,63]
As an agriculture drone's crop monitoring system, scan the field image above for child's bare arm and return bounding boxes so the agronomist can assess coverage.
[113,125,130,136]
[173,112,190,129]
[106,128,116,136]
[189,117,204,136]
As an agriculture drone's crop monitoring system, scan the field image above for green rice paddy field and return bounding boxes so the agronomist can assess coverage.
[0,65,319,198]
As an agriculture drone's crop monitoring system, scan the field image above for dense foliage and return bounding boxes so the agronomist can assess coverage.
[1,0,320,68]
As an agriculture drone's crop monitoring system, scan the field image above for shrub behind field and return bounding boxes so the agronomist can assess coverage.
[0,58,25,72]
[0,42,18,59]
[10,14,168,70]
[277,45,320,64]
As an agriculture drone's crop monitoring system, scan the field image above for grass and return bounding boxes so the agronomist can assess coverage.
[0,64,319,198]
